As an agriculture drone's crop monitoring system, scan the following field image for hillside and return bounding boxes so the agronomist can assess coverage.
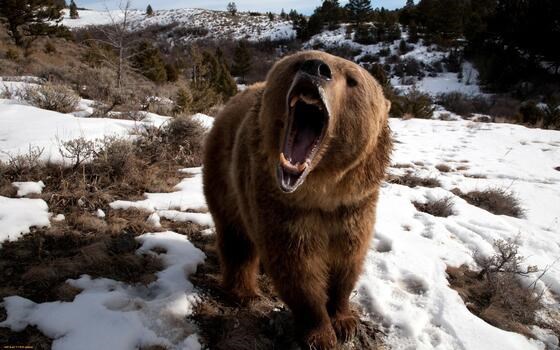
[61,8,295,42]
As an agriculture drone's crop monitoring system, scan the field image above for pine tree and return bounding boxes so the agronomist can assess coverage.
[69,0,79,19]
[319,0,343,30]
[406,0,414,7]
[165,63,179,82]
[146,4,154,16]
[0,0,65,46]
[173,87,192,115]
[132,41,167,83]
[346,0,372,25]
[227,2,237,16]
[288,9,299,21]
[213,48,237,98]
[231,40,252,83]
[280,8,287,19]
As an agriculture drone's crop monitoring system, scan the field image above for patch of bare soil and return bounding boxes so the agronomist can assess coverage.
[183,229,386,350]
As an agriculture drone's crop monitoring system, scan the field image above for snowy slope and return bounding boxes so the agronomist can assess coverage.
[0,100,170,163]
[359,119,560,350]
[61,8,295,42]
[306,26,482,96]
[1,85,559,348]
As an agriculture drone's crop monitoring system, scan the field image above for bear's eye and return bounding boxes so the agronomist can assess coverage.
[346,75,358,87]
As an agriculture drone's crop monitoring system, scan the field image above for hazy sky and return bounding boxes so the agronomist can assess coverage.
[77,0,406,14]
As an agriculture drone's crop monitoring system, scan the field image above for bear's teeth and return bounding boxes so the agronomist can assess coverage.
[280,153,308,173]
[290,96,299,108]
[300,94,321,106]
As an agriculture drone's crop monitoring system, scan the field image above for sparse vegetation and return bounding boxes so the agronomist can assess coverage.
[452,188,524,218]
[448,239,548,336]
[413,196,455,217]
[389,87,435,119]
[387,172,441,188]
[26,83,80,113]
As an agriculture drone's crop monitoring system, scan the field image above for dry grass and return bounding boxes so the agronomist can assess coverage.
[387,172,442,188]
[413,196,455,217]
[391,163,413,169]
[0,121,206,345]
[452,188,524,218]
[435,164,452,172]
[447,239,546,337]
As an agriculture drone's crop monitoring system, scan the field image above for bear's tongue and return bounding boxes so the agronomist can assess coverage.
[290,123,317,164]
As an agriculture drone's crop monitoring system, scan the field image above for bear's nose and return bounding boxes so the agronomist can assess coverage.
[300,59,332,80]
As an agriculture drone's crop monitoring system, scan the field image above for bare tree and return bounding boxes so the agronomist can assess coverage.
[84,0,138,90]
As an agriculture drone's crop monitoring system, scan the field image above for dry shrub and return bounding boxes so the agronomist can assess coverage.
[135,115,205,166]
[1,146,44,181]
[387,172,441,188]
[413,196,455,217]
[435,164,452,172]
[390,88,435,119]
[26,83,80,113]
[436,92,491,117]
[447,239,544,336]
[452,188,524,218]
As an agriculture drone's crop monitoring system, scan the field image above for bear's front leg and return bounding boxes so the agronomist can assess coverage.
[265,249,336,350]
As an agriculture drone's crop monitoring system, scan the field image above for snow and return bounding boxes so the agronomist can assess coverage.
[110,168,211,227]
[110,167,207,212]
[61,8,295,42]
[0,196,50,244]
[191,113,215,129]
[0,100,159,163]
[307,26,483,97]
[0,231,206,350]
[12,181,45,197]
[355,118,560,350]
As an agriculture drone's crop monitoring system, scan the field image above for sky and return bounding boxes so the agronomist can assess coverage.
[76,0,406,15]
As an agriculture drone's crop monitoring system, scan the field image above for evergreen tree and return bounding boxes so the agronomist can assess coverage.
[231,40,252,83]
[288,9,299,21]
[267,12,275,21]
[227,2,237,16]
[213,48,237,98]
[346,0,372,25]
[69,0,79,19]
[132,41,167,83]
[0,0,65,46]
[165,63,179,82]
[173,87,192,115]
[319,0,344,30]
[280,8,287,19]
[146,4,154,16]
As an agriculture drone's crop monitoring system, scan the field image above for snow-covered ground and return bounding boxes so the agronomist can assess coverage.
[61,8,295,42]
[1,79,559,349]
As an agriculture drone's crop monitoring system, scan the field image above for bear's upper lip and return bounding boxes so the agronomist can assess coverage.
[277,73,330,193]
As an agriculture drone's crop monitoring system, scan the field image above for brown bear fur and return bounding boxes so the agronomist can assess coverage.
[202,51,392,349]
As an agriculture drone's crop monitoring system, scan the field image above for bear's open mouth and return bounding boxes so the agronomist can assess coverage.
[277,77,329,193]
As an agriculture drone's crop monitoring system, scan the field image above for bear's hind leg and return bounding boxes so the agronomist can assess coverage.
[215,219,260,304]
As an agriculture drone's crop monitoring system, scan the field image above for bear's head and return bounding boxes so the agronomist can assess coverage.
[259,51,391,193]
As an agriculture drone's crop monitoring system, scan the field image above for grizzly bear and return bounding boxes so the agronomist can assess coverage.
[202,50,392,349]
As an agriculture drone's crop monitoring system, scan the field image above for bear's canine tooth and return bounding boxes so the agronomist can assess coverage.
[290,95,299,108]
